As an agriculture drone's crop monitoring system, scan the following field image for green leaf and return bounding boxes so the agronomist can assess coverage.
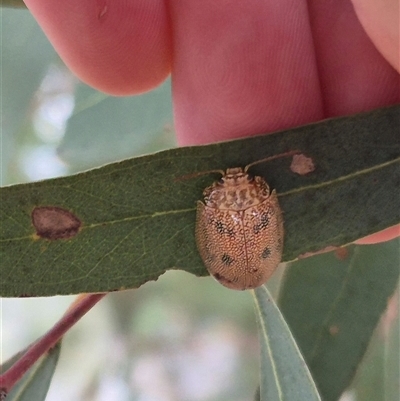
[352,287,400,401]
[0,105,399,297]
[1,0,26,8]
[351,301,400,401]
[2,342,61,401]
[253,286,321,401]
[58,80,175,170]
[278,239,400,401]
[2,8,57,180]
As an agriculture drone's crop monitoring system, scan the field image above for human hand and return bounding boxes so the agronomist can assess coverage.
[24,0,399,244]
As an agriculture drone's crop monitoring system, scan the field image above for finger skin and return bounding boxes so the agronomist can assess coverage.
[169,0,323,145]
[24,0,172,95]
[308,0,399,116]
[352,0,399,72]
[356,226,400,245]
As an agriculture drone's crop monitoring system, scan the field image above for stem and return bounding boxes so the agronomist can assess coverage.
[0,293,106,395]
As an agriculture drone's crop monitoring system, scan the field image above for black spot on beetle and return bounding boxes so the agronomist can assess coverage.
[221,253,234,265]
[215,221,235,237]
[260,212,270,227]
[215,221,225,234]
[213,272,233,284]
[254,212,270,234]
[261,247,271,259]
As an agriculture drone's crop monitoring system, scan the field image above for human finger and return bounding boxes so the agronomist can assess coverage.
[170,0,324,145]
[352,0,399,72]
[355,226,400,245]
[307,0,399,117]
[24,0,172,95]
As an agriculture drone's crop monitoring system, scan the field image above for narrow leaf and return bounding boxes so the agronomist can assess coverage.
[2,8,56,178]
[58,80,174,169]
[253,286,321,401]
[351,306,399,401]
[0,106,399,296]
[1,1,26,8]
[278,239,400,401]
[2,342,61,401]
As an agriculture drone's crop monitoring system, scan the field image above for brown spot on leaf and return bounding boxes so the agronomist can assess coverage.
[329,325,339,335]
[290,154,315,175]
[335,247,349,260]
[32,206,81,240]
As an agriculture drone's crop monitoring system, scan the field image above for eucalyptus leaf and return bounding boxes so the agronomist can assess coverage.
[352,287,400,401]
[352,309,399,401]
[2,8,56,181]
[253,286,321,401]
[278,240,400,401]
[58,80,174,170]
[2,342,61,401]
[1,0,26,8]
[0,106,399,297]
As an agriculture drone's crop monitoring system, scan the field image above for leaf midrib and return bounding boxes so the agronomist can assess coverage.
[2,157,398,243]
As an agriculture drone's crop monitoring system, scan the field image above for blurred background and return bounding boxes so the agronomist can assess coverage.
[1,7,398,401]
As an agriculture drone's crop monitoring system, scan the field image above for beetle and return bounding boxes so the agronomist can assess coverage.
[195,151,298,290]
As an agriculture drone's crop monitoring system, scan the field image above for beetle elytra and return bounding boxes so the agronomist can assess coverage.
[195,150,298,290]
